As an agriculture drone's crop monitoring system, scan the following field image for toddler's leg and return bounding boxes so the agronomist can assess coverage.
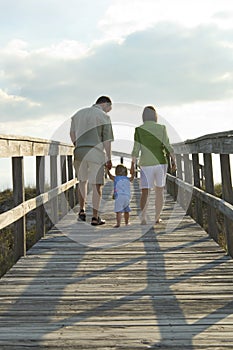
[124,212,130,225]
[114,212,122,228]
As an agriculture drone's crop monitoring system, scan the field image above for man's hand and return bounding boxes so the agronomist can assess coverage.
[105,160,112,170]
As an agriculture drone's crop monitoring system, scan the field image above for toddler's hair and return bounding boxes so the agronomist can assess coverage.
[115,164,128,176]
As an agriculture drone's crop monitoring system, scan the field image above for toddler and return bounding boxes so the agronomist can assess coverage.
[107,164,134,227]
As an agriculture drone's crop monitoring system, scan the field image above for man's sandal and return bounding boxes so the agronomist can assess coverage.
[78,210,86,222]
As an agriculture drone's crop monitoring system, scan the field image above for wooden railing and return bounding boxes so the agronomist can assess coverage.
[166,130,233,257]
[0,135,78,265]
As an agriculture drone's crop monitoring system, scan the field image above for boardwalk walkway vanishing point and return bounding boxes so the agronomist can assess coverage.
[1,179,233,349]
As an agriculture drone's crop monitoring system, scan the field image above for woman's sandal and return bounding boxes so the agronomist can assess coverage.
[91,216,106,226]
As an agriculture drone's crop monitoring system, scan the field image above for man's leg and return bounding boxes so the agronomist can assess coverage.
[76,181,87,221]
[89,162,105,225]
[74,159,87,215]
[92,183,102,219]
[78,180,87,211]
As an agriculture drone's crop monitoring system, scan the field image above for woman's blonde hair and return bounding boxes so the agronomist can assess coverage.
[142,105,158,122]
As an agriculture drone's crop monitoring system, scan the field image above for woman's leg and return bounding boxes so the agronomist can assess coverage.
[140,188,150,224]
[155,186,164,223]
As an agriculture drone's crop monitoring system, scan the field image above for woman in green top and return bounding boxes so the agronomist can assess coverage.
[131,106,176,225]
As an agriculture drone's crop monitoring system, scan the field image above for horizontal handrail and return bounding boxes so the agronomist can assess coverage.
[0,178,77,230]
[172,130,233,154]
[0,134,73,157]
[167,174,233,221]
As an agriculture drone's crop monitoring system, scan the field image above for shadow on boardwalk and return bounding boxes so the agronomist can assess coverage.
[0,180,233,349]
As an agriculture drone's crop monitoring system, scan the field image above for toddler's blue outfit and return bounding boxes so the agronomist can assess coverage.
[114,176,131,213]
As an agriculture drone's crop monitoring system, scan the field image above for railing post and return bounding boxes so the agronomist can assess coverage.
[135,159,138,178]
[176,154,186,209]
[12,157,26,261]
[176,154,183,180]
[220,154,233,256]
[67,155,75,209]
[183,154,192,215]
[203,153,218,242]
[36,156,45,239]
[60,155,68,217]
[192,153,203,226]
[183,154,192,184]
[50,155,58,225]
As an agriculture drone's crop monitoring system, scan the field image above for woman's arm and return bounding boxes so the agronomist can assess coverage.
[169,153,177,172]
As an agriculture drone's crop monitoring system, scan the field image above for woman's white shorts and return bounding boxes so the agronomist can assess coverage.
[140,164,168,189]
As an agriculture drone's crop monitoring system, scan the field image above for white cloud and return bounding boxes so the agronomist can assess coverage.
[2,39,91,60]
[98,0,233,41]
[0,113,66,139]
[0,88,40,108]
[0,22,232,125]
[36,40,91,60]
[160,98,233,140]
[3,39,29,58]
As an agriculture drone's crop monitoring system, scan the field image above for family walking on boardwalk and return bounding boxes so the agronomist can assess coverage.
[70,96,176,228]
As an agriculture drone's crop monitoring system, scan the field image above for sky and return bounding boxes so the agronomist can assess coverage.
[0,0,233,188]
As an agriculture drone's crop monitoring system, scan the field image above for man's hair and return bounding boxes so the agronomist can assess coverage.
[95,96,112,104]
[142,105,158,122]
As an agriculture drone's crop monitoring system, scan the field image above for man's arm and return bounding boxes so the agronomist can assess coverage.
[169,153,177,172]
[103,140,112,170]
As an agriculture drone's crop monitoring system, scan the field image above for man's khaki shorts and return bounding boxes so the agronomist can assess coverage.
[74,159,105,185]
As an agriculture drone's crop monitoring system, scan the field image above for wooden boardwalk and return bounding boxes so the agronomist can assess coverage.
[1,179,233,349]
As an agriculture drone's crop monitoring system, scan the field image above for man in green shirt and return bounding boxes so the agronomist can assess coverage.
[70,96,114,225]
